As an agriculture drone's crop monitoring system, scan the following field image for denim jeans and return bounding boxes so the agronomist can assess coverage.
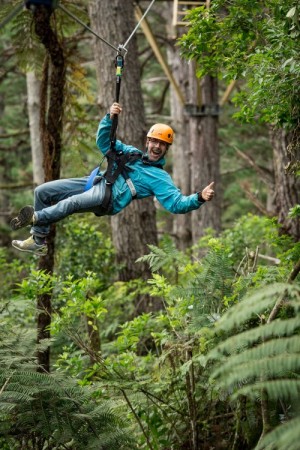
[31,177,108,237]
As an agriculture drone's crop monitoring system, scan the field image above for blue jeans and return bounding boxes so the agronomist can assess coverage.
[31,177,109,237]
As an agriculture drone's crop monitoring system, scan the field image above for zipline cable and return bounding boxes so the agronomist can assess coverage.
[108,0,156,147]
[57,3,119,53]
[122,0,156,50]
[1,1,156,57]
[0,3,24,31]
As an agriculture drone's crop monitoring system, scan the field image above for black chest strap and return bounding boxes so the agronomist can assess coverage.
[101,150,142,211]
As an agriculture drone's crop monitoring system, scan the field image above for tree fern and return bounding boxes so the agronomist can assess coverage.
[206,282,300,449]
[255,416,300,450]
[212,353,300,388]
[237,379,300,402]
[208,316,300,359]
[0,327,134,449]
[212,335,300,380]
[212,283,299,333]
[136,240,187,274]
[181,246,235,329]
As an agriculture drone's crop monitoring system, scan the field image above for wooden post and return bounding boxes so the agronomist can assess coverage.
[135,4,185,105]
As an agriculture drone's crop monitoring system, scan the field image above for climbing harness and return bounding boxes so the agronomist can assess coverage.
[100,52,136,211]
[85,52,143,211]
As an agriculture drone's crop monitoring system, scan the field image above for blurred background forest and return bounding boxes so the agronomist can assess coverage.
[0,0,300,449]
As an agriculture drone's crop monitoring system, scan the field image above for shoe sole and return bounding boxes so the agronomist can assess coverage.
[10,206,34,231]
[11,241,47,257]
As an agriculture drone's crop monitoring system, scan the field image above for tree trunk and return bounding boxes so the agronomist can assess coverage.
[89,0,162,314]
[166,17,221,249]
[190,74,221,244]
[26,71,44,186]
[270,127,300,241]
[167,36,193,250]
[33,5,66,372]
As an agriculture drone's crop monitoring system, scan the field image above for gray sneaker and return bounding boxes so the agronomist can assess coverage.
[10,205,35,230]
[12,236,47,256]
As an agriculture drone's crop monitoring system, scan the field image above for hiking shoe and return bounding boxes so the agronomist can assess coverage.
[10,205,35,231]
[12,236,47,256]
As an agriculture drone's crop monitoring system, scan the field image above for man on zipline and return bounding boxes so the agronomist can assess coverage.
[10,102,215,256]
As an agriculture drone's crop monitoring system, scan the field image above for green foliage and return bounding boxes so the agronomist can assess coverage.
[256,416,300,450]
[289,204,300,217]
[180,0,300,129]
[2,212,300,448]
[0,312,133,449]
[137,235,191,285]
[55,216,117,284]
[0,247,31,300]
[206,282,300,450]
[52,272,107,325]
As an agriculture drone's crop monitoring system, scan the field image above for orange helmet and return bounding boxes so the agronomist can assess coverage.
[147,123,174,144]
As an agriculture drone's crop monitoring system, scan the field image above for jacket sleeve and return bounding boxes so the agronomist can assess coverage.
[96,114,140,155]
[150,169,204,214]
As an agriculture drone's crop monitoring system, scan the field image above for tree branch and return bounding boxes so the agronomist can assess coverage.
[240,181,274,217]
[234,146,274,186]
[121,389,154,450]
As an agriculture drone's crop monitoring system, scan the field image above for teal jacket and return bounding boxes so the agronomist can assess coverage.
[95,114,204,215]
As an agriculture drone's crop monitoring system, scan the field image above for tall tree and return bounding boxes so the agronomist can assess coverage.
[167,30,193,250]
[190,73,221,243]
[165,5,221,248]
[89,0,161,314]
[32,5,66,371]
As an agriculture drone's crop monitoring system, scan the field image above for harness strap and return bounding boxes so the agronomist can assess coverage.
[99,52,125,213]
[124,177,137,198]
[104,150,141,184]
[101,151,142,211]
[84,152,164,212]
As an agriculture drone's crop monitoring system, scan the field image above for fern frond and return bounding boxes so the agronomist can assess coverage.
[136,242,183,272]
[255,416,300,450]
[212,353,300,388]
[0,367,132,448]
[215,283,300,333]
[211,335,300,377]
[208,317,300,359]
[235,379,300,401]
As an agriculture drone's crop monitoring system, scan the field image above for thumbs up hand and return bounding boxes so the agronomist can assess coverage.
[201,182,215,201]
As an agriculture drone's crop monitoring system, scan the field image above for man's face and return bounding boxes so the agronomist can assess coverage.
[147,137,168,162]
